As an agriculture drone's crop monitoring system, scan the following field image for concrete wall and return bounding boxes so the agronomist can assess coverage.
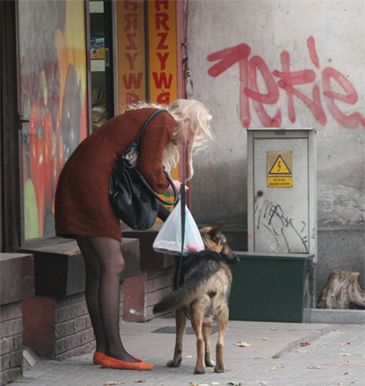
[186,0,365,296]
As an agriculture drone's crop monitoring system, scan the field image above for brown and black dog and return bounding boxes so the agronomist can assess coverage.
[153,225,239,374]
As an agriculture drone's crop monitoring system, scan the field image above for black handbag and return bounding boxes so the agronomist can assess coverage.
[109,109,178,230]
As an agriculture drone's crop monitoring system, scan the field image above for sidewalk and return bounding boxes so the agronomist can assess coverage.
[11,317,365,386]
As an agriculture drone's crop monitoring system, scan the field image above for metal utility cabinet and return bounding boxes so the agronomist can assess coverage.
[230,128,317,322]
[248,128,317,257]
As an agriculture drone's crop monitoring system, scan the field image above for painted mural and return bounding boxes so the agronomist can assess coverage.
[18,0,88,239]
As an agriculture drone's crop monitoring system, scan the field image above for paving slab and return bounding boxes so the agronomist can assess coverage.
[7,317,365,386]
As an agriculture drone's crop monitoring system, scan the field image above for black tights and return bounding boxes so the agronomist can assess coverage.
[76,205,170,361]
[76,236,138,362]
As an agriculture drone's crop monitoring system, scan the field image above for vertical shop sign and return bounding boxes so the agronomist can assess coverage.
[148,0,179,194]
[148,0,178,104]
[117,0,147,113]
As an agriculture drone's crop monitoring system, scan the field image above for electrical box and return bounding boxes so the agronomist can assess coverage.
[247,128,317,261]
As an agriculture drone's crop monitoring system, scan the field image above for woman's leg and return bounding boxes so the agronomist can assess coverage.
[86,236,139,362]
[76,236,106,353]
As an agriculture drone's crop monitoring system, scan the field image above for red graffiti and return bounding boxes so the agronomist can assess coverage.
[207,36,365,129]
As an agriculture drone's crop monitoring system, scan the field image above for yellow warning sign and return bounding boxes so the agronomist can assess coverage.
[269,155,291,174]
[267,151,293,188]
[267,176,293,187]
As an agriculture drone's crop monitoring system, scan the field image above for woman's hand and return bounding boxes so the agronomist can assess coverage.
[166,180,188,195]
[167,179,181,194]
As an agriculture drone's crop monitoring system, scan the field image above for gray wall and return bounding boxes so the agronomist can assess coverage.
[186,0,365,296]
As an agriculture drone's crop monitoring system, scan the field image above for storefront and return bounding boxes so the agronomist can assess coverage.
[1,0,185,376]
[1,0,185,247]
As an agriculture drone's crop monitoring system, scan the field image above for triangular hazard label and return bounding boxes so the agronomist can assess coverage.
[269,155,291,174]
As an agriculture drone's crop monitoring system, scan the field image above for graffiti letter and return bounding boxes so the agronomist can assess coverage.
[245,56,281,127]
[273,50,326,125]
[322,68,365,128]
[207,44,251,127]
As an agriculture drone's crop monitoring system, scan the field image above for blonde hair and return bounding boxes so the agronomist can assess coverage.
[127,99,212,181]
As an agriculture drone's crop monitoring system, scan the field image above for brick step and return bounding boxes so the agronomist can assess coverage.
[0,253,35,385]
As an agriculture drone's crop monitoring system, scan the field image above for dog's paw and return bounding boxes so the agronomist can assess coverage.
[214,366,226,373]
[205,358,215,367]
[166,358,182,367]
[194,366,206,374]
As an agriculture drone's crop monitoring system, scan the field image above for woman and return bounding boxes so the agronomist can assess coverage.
[55,99,212,370]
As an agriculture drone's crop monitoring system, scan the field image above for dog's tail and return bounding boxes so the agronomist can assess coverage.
[153,260,220,313]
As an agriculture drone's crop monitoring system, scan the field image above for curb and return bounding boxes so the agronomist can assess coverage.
[303,308,365,324]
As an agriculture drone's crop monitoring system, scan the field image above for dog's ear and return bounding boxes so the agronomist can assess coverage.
[209,223,223,237]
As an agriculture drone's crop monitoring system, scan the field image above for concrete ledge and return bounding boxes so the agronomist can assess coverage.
[123,223,175,271]
[303,308,365,324]
[0,253,34,306]
[20,237,140,298]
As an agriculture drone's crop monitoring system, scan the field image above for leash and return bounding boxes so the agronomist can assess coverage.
[174,182,186,289]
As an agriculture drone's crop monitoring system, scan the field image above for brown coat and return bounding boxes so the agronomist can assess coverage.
[55,108,176,241]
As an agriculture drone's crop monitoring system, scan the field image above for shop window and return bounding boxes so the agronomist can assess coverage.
[18,0,88,240]
[89,0,115,130]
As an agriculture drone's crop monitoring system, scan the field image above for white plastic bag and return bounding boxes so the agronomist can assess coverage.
[153,201,205,255]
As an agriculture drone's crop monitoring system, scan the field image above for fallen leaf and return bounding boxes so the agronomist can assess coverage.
[307,364,322,369]
[189,382,199,386]
[340,352,352,356]
[212,383,220,385]
[104,382,118,386]
[262,337,268,341]
[336,383,344,385]
[344,371,351,375]
[227,382,242,386]
[270,364,284,371]
[300,341,311,347]
[237,340,252,347]
[134,380,145,384]
[339,341,351,346]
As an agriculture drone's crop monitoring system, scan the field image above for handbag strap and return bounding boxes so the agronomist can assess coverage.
[123,108,167,155]
[174,182,186,288]
[134,168,178,205]
[180,183,186,256]
[137,108,167,143]
[126,108,178,206]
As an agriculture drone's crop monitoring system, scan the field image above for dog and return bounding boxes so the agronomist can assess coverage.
[153,224,239,374]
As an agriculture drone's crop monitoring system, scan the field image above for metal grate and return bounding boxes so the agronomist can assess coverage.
[152,326,218,335]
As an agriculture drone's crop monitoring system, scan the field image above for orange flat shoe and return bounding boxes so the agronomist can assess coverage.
[93,352,106,365]
[100,355,153,371]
